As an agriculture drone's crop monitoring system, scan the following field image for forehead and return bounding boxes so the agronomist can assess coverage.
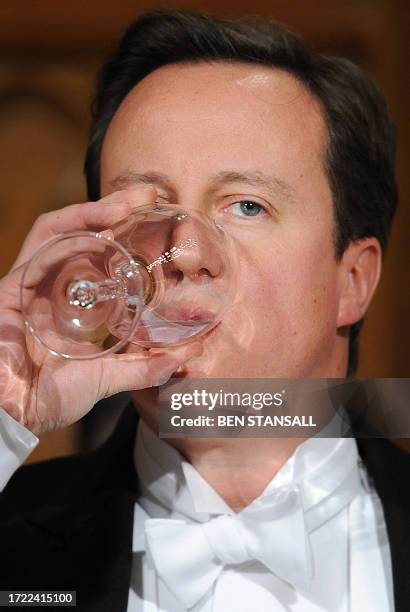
[101,61,328,186]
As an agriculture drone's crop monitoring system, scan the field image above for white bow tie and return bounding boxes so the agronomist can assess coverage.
[143,470,359,611]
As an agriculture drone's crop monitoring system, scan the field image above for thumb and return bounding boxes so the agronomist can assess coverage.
[97,342,203,398]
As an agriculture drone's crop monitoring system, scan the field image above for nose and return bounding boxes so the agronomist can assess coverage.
[167,213,224,281]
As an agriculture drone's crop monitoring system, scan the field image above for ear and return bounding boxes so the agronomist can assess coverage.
[336,238,382,329]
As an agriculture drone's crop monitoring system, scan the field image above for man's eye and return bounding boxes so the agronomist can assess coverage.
[229,200,266,217]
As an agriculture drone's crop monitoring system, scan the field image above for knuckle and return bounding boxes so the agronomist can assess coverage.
[32,211,51,228]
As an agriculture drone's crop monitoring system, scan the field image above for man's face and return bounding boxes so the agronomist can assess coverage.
[100,62,347,378]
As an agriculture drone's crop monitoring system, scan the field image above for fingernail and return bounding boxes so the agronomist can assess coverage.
[127,186,157,203]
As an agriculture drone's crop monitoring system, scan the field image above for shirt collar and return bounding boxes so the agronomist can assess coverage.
[134,417,360,522]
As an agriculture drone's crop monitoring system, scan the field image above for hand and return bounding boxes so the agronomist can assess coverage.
[0,188,202,436]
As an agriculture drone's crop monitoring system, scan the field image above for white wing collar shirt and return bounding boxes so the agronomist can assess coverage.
[127,421,394,612]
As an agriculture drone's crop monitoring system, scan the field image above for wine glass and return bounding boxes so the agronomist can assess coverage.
[20,206,237,359]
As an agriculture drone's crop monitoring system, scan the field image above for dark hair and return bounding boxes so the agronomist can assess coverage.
[84,10,398,375]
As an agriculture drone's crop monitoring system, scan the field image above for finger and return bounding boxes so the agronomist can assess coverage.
[0,262,28,310]
[98,341,203,397]
[11,187,157,271]
[99,187,157,206]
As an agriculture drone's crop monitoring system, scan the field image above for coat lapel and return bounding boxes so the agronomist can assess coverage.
[61,488,137,612]
[357,437,410,612]
[1,489,137,611]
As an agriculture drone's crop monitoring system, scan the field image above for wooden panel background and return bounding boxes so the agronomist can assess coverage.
[0,1,408,462]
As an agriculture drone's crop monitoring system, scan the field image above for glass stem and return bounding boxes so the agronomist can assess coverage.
[69,278,126,309]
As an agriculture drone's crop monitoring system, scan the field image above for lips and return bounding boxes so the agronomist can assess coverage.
[157,305,216,324]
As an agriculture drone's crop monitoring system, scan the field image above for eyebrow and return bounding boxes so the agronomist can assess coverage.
[110,171,178,200]
[209,170,295,204]
[110,169,295,204]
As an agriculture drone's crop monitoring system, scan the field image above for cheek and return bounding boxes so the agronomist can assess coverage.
[234,237,339,344]
[184,245,340,377]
